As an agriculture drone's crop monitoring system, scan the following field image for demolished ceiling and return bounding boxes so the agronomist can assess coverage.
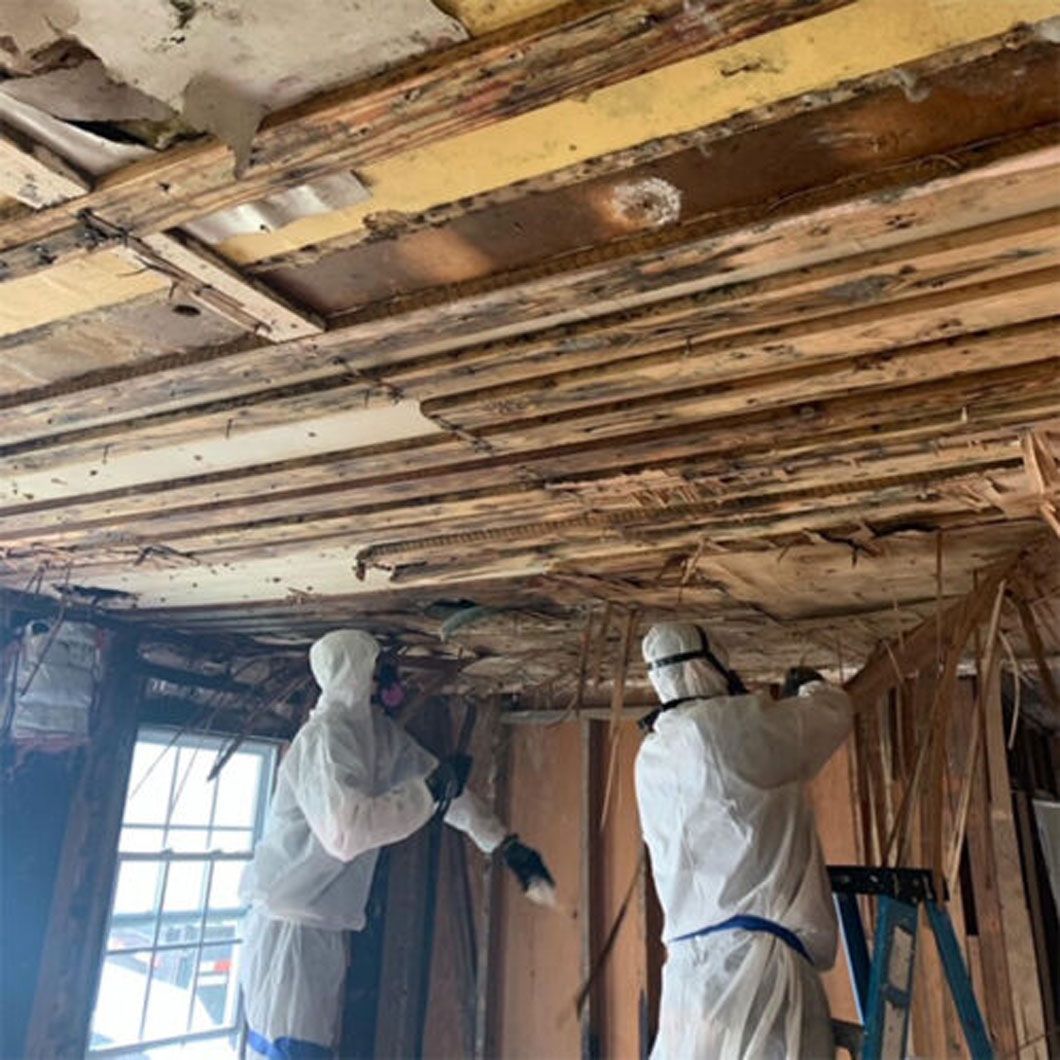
[0,0,1058,697]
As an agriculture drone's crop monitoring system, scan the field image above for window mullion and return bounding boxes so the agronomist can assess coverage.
[138,857,172,1041]
[160,742,181,847]
[185,858,216,1032]
[206,762,221,845]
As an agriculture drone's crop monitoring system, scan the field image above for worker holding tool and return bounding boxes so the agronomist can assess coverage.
[239,628,553,1059]
[636,623,853,1059]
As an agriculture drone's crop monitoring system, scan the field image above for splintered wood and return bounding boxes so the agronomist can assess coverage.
[844,534,1057,1059]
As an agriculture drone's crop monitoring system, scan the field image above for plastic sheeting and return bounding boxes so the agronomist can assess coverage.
[3,620,102,744]
[1033,798,1060,917]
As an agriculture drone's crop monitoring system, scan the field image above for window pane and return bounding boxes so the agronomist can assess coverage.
[191,943,241,1031]
[113,859,162,916]
[125,743,177,825]
[120,826,165,853]
[168,827,210,853]
[142,948,198,1039]
[163,861,206,913]
[208,861,248,912]
[209,829,253,855]
[169,747,217,827]
[92,954,149,1048]
[203,908,242,948]
[141,1032,239,1057]
[92,732,273,1056]
[213,753,262,827]
[107,913,157,954]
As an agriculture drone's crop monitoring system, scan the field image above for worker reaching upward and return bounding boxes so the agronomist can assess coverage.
[636,622,853,1059]
[239,629,553,1059]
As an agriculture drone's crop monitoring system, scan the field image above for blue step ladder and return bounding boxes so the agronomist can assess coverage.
[828,866,994,1060]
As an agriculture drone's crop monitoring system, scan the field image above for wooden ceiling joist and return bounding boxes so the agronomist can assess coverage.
[0,0,1057,675]
[117,231,324,341]
[4,141,1056,456]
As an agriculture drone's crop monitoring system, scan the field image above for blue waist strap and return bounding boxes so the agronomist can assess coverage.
[247,1030,333,1059]
[672,913,811,963]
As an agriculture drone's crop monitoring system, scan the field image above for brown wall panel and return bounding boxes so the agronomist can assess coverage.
[494,722,583,1059]
[597,722,651,1060]
[806,737,862,1024]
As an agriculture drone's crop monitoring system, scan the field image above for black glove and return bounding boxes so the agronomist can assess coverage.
[499,834,555,892]
[425,754,472,804]
[782,666,825,697]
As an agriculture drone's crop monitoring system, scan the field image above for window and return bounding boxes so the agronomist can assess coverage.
[90,729,276,1058]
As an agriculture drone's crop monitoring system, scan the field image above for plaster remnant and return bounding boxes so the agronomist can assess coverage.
[608,177,682,230]
[1032,15,1060,42]
[890,68,931,104]
[182,72,265,177]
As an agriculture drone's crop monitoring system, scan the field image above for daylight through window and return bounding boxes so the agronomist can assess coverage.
[89,729,275,1058]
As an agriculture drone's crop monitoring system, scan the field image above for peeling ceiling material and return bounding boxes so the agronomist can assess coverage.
[0,90,155,177]
[0,0,1058,686]
[0,0,467,159]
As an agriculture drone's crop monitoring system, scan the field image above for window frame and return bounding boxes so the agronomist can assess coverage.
[90,727,277,1059]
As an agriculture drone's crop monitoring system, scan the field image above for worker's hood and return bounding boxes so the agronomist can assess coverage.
[309,629,380,712]
[642,622,731,705]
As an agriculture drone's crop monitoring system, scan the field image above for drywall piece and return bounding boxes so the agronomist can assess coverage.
[0,58,175,123]
[185,172,372,244]
[181,72,265,177]
[0,0,467,160]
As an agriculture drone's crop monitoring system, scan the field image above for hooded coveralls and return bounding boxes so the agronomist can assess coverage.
[239,630,506,1057]
[636,624,853,1059]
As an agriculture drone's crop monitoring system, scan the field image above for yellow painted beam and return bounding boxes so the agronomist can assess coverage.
[438,0,568,35]
[0,250,166,338]
[218,0,1060,266]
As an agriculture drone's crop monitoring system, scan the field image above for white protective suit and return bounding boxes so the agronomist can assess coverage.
[635,623,853,1060]
[239,629,507,1056]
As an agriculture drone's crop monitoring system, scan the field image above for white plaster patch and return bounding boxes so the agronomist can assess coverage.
[0,0,468,162]
[607,177,683,230]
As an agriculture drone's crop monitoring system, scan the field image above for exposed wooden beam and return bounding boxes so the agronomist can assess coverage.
[0,0,855,283]
[3,137,1055,457]
[116,231,324,341]
[503,705,652,724]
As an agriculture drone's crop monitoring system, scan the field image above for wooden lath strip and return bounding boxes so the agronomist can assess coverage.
[396,205,1060,401]
[119,231,324,341]
[1013,594,1060,721]
[0,406,1044,547]
[944,581,1006,893]
[2,293,1056,484]
[0,123,89,209]
[4,143,1056,443]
